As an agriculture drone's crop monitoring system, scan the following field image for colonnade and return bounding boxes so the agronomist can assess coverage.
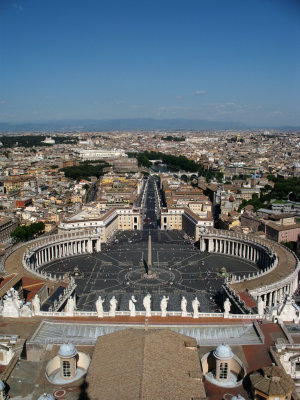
[201,237,272,267]
[22,231,101,279]
[259,278,298,307]
[29,238,101,269]
[199,229,300,311]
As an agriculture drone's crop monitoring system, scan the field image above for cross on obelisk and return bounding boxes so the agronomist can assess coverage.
[147,230,152,276]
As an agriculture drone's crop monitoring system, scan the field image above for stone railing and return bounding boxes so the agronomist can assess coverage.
[34,310,260,319]
[48,281,76,312]
[223,283,257,314]
[0,240,32,273]
[227,256,278,284]
[250,267,299,298]
[27,229,99,253]
[204,228,274,249]
[249,242,300,299]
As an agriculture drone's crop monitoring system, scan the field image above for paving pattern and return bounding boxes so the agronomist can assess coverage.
[40,230,259,312]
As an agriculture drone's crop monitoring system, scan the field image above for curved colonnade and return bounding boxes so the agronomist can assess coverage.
[1,229,101,282]
[199,229,300,307]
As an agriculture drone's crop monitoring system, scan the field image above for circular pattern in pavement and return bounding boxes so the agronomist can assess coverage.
[121,267,178,287]
[39,230,259,312]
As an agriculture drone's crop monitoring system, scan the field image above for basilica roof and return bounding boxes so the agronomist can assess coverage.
[86,329,206,400]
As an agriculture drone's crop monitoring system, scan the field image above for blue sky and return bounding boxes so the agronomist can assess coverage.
[0,0,299,126]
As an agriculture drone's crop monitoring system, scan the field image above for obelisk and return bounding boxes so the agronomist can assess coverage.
[147,231,152,276]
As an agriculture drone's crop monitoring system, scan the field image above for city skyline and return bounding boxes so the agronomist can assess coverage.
[1,0,300,126]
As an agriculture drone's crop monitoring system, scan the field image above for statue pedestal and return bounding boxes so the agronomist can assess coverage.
[2,301,20,318]
[181,311,187,317]
[142,272,157,280]
[65,311,74,317]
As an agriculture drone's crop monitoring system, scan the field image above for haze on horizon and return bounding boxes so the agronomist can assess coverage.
[0,0,299,127]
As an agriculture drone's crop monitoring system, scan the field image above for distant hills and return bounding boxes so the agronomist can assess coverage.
[0,118,298,132]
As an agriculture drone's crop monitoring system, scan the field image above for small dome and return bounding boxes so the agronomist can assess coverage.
[58,341,77,358]
[0,380,5,390]
[214,343,233,360]
[37,394,55,400]
[231,395,246,400]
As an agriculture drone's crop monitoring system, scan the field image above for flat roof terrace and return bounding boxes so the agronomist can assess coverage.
[231,241,298,293]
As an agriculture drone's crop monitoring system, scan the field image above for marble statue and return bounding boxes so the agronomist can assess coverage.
[32,294,41,315]
[109,296,118,317]
[143,294,151,317]
[20,302,32,317]
[2,290,20,318]
[129,295,137,317]
[10,288,22,309]
[69,276,75,287]
[192,297,200,318]
[160,295,169,317]
[96,295,105,318]
[66,296,75,314]
[224,298,231,317]
[257,296,265,317]
[181,296,188,317]
[276,295,299,323]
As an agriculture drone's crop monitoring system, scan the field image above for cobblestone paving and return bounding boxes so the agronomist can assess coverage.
[40,230,259,312]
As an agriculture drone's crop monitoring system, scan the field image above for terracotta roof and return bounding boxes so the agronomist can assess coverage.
[237,291,257,308]
[21,276,45,301]
[86,329,207,400]
[0,273,20,298]
[250,365,295,396]
[0,273,17,291]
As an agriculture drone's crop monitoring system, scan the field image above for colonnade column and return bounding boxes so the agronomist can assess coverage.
[96,239,101,252]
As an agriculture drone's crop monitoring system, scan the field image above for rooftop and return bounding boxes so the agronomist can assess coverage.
[86,329,207,400]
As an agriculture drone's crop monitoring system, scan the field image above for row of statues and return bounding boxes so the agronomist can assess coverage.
[95,294,204,318]
[0,285,233,319]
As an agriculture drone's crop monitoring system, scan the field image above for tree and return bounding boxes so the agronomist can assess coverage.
[238,199,248,212]
[181,174,188,182]
[11,222,45,243]
[216,172,223,183]
[137,154,151,168]
[264,184,272,192]
[281,241,296,252]
[267,174,276,182]
[60,163,108,180]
